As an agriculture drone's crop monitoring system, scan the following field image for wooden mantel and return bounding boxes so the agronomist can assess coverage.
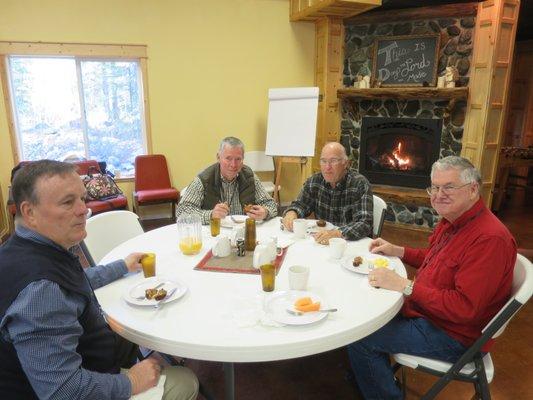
[337,87,469,101]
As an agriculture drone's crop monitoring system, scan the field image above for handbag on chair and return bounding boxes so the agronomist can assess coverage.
[83,166,123,201]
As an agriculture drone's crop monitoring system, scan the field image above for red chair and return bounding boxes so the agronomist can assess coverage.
[72,160,128,215]
[133,154,179,220]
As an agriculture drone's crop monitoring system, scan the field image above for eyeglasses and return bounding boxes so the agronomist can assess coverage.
[426,183,471,196]
[319,158,345,166]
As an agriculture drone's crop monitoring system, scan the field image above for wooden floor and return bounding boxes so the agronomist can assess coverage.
[145,205,532,400]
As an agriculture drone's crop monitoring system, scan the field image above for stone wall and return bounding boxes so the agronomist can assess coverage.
[341,15,475,229]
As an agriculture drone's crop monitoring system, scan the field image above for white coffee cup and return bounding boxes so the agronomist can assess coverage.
[288,265,310,291]
[293,219,308,239]
[328,238,347,259]
[212,235,231,257]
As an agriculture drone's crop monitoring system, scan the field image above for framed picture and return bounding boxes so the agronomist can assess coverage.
[372,34,440,87]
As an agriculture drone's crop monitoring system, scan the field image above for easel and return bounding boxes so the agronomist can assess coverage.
[273,156,308,204]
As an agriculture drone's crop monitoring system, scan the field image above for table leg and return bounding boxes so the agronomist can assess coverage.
[223,362,235,400]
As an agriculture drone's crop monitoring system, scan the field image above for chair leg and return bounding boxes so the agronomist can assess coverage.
[171,201,176,221]
[473,357,491,400]
[401,366,406,399]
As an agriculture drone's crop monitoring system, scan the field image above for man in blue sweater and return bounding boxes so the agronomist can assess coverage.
[0,160,198,400]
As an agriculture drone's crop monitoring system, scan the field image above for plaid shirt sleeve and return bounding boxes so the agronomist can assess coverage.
[253,175,278,219]
[338,176,373,240]
[175,177,212,224]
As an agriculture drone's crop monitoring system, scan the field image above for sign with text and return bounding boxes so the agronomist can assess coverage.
[372,35,440,87]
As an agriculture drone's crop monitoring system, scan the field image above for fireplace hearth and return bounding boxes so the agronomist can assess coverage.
[360,117,442,189]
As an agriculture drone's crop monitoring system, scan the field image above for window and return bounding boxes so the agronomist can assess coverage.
[1,42,151,177]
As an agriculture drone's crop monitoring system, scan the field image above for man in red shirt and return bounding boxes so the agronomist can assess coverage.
[347,156,516,400]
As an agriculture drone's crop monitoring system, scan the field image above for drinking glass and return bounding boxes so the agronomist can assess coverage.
[210,216,221,237]
[177,214,203,255]
[141,253,156,277]
[260,263,275,292]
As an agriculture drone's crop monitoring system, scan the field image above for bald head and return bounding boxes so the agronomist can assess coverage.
[321,142,348,160]
[319,142,350,187]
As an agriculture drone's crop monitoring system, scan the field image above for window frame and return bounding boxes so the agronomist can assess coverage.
[0,41,152,180]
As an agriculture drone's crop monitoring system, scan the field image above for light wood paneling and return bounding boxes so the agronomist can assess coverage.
[461,0,520,205]
[313,17,344,171]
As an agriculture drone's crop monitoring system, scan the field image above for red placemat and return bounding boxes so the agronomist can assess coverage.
[194,247,288,275]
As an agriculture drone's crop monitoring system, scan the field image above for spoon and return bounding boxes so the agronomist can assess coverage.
[132,282,165,300]
[286,308,338,316]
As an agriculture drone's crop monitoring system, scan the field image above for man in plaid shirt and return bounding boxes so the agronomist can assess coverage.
[282,142,373,243]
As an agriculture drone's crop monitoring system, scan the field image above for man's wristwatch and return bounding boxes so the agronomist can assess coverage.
[402,280,414,296]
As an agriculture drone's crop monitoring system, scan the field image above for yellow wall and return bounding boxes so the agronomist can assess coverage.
[0,0,315,210]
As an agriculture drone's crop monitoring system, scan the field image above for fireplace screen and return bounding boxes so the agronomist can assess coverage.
[360,117,442,189]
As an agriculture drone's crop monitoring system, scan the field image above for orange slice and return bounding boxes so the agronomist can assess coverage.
[295,301,321,312]
[295,297,312,307]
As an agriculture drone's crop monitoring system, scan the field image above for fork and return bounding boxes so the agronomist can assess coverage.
[132,282,165,300]
[286,308,338,316]
[154,287,177,309]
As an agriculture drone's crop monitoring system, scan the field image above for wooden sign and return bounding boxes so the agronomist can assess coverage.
[372,34,440,87]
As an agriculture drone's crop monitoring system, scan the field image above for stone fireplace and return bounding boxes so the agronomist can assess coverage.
[359,116,442,189]
[339,14,474,229]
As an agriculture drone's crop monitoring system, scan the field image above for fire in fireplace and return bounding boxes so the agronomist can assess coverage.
[359,117,442,189]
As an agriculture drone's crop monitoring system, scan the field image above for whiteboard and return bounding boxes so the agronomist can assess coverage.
[265,87,319,157]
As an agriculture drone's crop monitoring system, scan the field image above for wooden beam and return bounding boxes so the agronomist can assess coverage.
[344,3,478,24]
[338,87,469,100]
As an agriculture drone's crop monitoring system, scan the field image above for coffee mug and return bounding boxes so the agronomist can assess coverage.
[293,219,308,239]
[288,265,310,291]
[212,235,231,257]
[328,238,347,259]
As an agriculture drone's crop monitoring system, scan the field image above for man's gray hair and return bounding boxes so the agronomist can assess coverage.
[431,156,482,187]
[12,160,77,215]
[218,136,245,154]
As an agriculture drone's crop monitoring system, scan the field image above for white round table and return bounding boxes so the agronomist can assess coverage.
[95,217,405,399]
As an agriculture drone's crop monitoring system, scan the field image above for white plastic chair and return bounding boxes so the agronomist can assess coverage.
[372,195,387,238]
[83,210,144,264]
[244,151,278,195]
[393,254,533,399]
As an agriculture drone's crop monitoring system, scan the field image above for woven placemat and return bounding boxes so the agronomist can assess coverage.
[194,247,287,275]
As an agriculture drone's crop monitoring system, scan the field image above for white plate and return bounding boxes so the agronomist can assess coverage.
[125,277,188,306]
[264,290,328,325]
[340,254,395,275]
[306,220,337,233]
[221,215,263,228]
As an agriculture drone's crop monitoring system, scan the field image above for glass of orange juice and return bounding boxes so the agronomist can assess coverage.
[140,253,156,277]
[177,214,203,255]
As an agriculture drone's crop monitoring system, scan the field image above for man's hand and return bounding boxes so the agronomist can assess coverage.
[369,238,405,258]
[282,211,298,231]
[368,268,410,293]
[246,205,268,220]
[212,202,230,219]
[124,252,145,273]
[312,229,343,245]
[127,358,163,395]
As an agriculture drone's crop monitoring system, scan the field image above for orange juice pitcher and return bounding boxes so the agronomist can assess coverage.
[177,214,203,255]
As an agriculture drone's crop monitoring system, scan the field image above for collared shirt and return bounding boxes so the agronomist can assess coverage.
[0,225,131,400]
[177,173,278,224]
[284,169,373,240]
[402,198,516,351]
